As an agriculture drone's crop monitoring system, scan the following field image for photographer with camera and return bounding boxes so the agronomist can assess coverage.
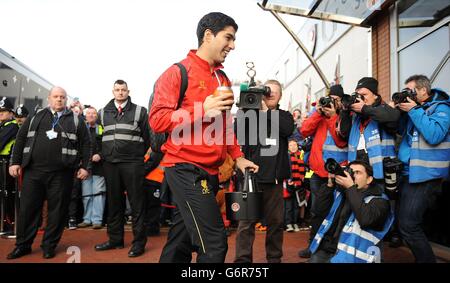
[308,159,393,263]
[395,75,450,263]
[338,77,400,182]
[298,84,348,258]
[234,79,294,263]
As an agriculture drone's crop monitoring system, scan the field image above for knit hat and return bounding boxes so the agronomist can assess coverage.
[329,84,344,98]
[355,77,378,95]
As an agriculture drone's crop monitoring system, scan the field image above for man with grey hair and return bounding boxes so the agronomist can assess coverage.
[6,86,91,260]
[396,74,450,262]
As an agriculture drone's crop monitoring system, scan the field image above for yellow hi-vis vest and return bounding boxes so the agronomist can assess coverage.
[0,119,18,156]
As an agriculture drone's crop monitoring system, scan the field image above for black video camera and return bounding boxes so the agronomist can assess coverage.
[319,96,333,108]
[392,88,416,104]
[325,158,354,180]
[238,85,271,110]
[342,92,363,109]
[300,136,313,152]
[237,62,271,110]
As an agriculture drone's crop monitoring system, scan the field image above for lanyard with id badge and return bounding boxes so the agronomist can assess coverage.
[46,113,60,140]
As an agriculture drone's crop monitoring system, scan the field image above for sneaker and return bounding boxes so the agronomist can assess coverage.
[286,224,294,232]
[298,248,312,258]
[92,224,103,229]
[77,222,92,228]
[68,218,78,230]
[293,224,300,232]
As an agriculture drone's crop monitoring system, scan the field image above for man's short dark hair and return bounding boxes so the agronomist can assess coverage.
[405,74,431,95]
[114,79,128,87]
[196,12,238,47]
[349,160,373,177]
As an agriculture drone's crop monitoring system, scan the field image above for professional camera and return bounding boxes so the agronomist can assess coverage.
[300,136,313,152]
[238,85,271,110]
[383,157,403,193]
[319,96,333,108]
[325,158,354,180]
[342,92,363,108]
[392,88,416,104]
[237,62,271,110]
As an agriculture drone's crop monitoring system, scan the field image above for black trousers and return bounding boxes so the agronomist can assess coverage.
[68,177,82,221]
[15,168,75,251]
[103,161,146,248]
[159,163,226,263]
[0,158,16,231]
[143,180,161,234]
[308,174,329,242]
[234,182,284,263]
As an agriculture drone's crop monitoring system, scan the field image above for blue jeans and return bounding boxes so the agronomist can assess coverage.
[398,176,441,263]
[284,197,299,225]
[81,175,106,225]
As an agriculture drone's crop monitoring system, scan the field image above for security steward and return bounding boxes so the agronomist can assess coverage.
[95,79,150,257]
[0,97,19,234]
[6,86,91,259]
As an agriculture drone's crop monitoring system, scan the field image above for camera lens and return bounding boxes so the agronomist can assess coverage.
[245,94,256,105]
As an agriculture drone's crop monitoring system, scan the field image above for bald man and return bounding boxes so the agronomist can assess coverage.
[6,87,91,260]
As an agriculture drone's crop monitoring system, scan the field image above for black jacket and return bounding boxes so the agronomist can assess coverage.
[11,108,91,170]
[339,97,401,140]
[317,182,390,253]
[98,97,150,163]
[0,118,19,157]
[236,107,295,183]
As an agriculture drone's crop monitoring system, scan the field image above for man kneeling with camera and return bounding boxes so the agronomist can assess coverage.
[308,159,394,263]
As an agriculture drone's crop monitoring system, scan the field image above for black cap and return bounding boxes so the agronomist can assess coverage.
[329,84,344,98]
[355,77,378,94]
[15,104,29,118]
[0,97,14,112]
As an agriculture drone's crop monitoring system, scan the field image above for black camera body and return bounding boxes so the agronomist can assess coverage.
[300,136,313,152]
[392,88,416,104]
[325,158,355,180]
[238,85,271,110]
[342,92,363,108]
[319,96,333,108]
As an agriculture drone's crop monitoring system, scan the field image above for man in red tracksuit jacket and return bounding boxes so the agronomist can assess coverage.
[298,85,347,258]
[149,12,258,263]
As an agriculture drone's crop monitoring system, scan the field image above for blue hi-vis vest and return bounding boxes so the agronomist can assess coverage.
[409,100,450,183]
[323,130,348,163]
[310,190,394,263]
[348,116,396,179]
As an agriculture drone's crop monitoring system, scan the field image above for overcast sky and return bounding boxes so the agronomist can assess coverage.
[1,0,304,109]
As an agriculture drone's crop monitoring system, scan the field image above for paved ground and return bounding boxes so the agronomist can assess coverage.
[0,226,421,263]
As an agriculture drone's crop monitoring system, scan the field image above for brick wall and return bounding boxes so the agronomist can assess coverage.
[371,9,391,102]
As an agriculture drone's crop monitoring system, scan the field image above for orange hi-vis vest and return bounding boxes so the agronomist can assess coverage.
[144,147,164,183]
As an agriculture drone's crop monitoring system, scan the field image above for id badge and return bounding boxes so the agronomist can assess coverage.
[265,138,277,146]
[46,129,58,140]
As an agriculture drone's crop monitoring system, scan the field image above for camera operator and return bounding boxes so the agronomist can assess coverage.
[395,75,450,263]
[234,79,294,263]
[298,84,348,258]
[338,77,400,182]
[308,160,393,263]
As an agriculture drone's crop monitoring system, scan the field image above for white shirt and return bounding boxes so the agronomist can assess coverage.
[114,100,128,110]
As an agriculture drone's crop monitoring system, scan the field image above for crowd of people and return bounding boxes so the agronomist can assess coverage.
[0,12,448,263]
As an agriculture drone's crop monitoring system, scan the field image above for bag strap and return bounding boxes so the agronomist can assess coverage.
[174,62,188,109]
